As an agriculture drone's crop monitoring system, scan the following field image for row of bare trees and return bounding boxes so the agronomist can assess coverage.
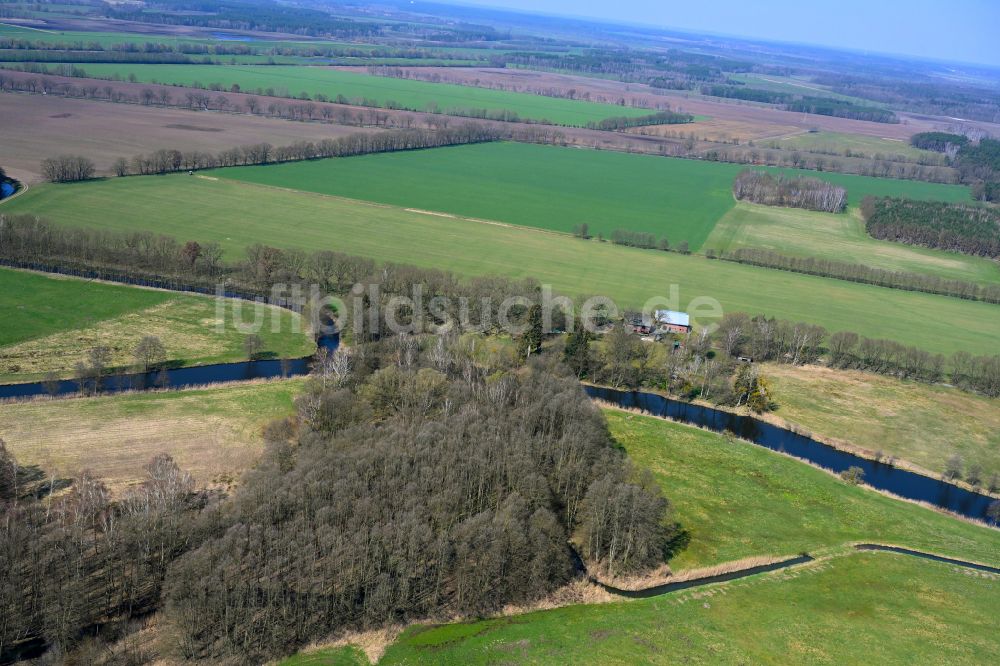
[117,124,502,177]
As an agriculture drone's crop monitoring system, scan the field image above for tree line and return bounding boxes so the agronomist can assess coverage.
[722,247,1000,304]
[39,125,501,181]
[114,124,501,177]
[732,170,847,213]
[584,110,694,131]
[861,196,1000,258]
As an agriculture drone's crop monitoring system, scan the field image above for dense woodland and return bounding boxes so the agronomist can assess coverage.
[732,170,847,213]
[861,197,1000,258]
[165,342,672,660]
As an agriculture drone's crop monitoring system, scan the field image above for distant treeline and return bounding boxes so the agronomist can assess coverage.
[700,85,898,123]
[723,248,1000,304]
[861,197,1000,258]
[910,132,969,153]
[106,0,379,38]
[0,37,469,62]
[114,125,501,177]
[585,110,693,131]
[733,170,847,213]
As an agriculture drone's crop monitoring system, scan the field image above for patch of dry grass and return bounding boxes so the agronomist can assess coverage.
[0,378,304,491]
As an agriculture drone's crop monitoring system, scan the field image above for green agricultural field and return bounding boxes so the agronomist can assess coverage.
[377,552,1000,665]
[7,175,999,357]
[210,142,970,248]
[764,363,1000,482]
[213,142,738,248]
[705,202,1000,286]
[0,268,314,382]
[15,62,653,126]
[0,378,304,488]
[765,130,944,162]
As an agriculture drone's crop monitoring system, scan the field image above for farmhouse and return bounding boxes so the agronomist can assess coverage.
[654,310,692,334]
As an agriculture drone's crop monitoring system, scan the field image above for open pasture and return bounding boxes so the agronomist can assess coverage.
[705,202,1000,286]
[6,174,999,358]
[764,363,1000,481]
[15,62,655,126]
[0,268,314,382]
[0,379,303,490]
[211,142,971,248]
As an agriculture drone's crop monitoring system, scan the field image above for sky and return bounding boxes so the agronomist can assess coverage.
[448,0,1000,68]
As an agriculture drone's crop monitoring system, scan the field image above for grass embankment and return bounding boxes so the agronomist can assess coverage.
[10,62,653,126]
[210,143,970,250]
[765,363,1000,481]
[0,378,304,489]
[293,412,1000,664]
[705,202,1000,286]
[0,268,314,382]
[6,175,999,358]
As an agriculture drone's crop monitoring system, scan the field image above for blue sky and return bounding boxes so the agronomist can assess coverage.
[448,0,1000,67]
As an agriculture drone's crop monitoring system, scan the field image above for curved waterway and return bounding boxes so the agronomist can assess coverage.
[585,385,998,522]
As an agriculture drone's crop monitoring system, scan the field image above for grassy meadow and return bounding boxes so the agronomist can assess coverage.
[0,378,304,489]
[604,411,1000,569]
[0,268,314,382]
[705,202,1000,285]
[765,363,1000,481]
[211,143,971,249]
[17,63,653,126]
[376,552,1000,665]
[766,130,943,161]
[7,175,1000,357]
